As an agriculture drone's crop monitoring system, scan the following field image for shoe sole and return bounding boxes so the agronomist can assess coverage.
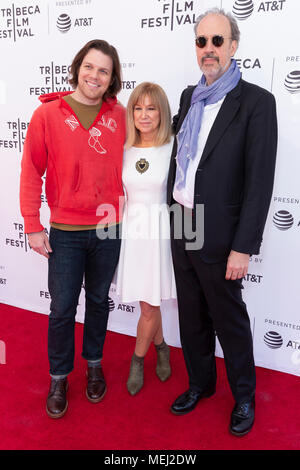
[46,400,68,419]
[229,421,254,437]
[170,390,215,416]
[86,385,107,403]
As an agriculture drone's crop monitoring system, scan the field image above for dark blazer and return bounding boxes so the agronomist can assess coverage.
[167,79,278,263]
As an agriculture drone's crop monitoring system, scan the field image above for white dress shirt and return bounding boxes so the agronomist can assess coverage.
[173,97,225,208]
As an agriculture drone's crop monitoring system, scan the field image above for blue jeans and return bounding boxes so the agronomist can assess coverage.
[48,226,121,376]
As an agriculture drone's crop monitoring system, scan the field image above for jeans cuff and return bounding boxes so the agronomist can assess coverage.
[50,373,68,380]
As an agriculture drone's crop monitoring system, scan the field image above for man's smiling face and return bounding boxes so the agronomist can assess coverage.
[75,48,113,105]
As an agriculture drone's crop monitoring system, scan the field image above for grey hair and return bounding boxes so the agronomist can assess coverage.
[194,7,240,45]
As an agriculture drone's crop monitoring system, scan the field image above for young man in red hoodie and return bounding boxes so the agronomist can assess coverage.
[20,40,126,418]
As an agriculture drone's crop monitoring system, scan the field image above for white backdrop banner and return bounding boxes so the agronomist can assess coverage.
[1,0,300,376]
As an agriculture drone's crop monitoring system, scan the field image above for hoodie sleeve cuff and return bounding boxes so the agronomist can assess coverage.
[23,216,44,234]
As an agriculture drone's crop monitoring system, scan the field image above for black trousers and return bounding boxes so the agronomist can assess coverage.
[171,233,256,403]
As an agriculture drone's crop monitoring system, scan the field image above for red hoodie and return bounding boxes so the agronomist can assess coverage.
[20,92,126,233]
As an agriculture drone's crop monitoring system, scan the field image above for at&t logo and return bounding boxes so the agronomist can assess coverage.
[273,210,294,230]
[56,13,92,33]
[264,331,283,349]
[108,297,115,312]
[117,303,135,313]
[57,13,71,32]
[232,0,254,20]
[107,297,135,313]
[243,273,263,283]
[284,71,300,94]
[232,0,287,20]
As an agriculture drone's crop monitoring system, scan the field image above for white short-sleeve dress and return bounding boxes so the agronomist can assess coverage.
[116,140,177,306]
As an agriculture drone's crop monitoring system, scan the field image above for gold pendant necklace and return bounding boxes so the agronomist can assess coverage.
[135,158,149,174]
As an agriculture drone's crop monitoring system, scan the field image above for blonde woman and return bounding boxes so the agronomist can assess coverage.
[116,82,176,395]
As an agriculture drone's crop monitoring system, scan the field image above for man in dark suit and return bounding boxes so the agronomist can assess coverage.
[167,8,277,436]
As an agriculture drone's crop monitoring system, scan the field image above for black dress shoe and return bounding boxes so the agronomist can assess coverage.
[46,377,68,419]
[230,399,255,436]
[171,387,215,415]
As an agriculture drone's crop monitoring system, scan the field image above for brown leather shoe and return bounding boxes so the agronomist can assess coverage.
[86,367,107,403]
[46,377,68,419]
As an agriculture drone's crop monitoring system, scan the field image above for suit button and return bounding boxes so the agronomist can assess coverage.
[197,168,203,171]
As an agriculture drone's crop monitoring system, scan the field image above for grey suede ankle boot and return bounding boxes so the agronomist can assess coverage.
[155,340,171,382]
[126,353,144,396]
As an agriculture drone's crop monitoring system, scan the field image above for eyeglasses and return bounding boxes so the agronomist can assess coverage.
[195,35,231,48]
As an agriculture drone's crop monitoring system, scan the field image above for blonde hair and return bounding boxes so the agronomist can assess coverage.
[126,82,172,148]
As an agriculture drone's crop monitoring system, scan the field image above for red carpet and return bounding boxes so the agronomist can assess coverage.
[0,302,299,450]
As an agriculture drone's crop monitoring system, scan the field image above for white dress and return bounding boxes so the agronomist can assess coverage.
[116,141,177,306]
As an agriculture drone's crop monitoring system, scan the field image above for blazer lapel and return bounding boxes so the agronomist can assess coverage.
[199,80,242,166]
